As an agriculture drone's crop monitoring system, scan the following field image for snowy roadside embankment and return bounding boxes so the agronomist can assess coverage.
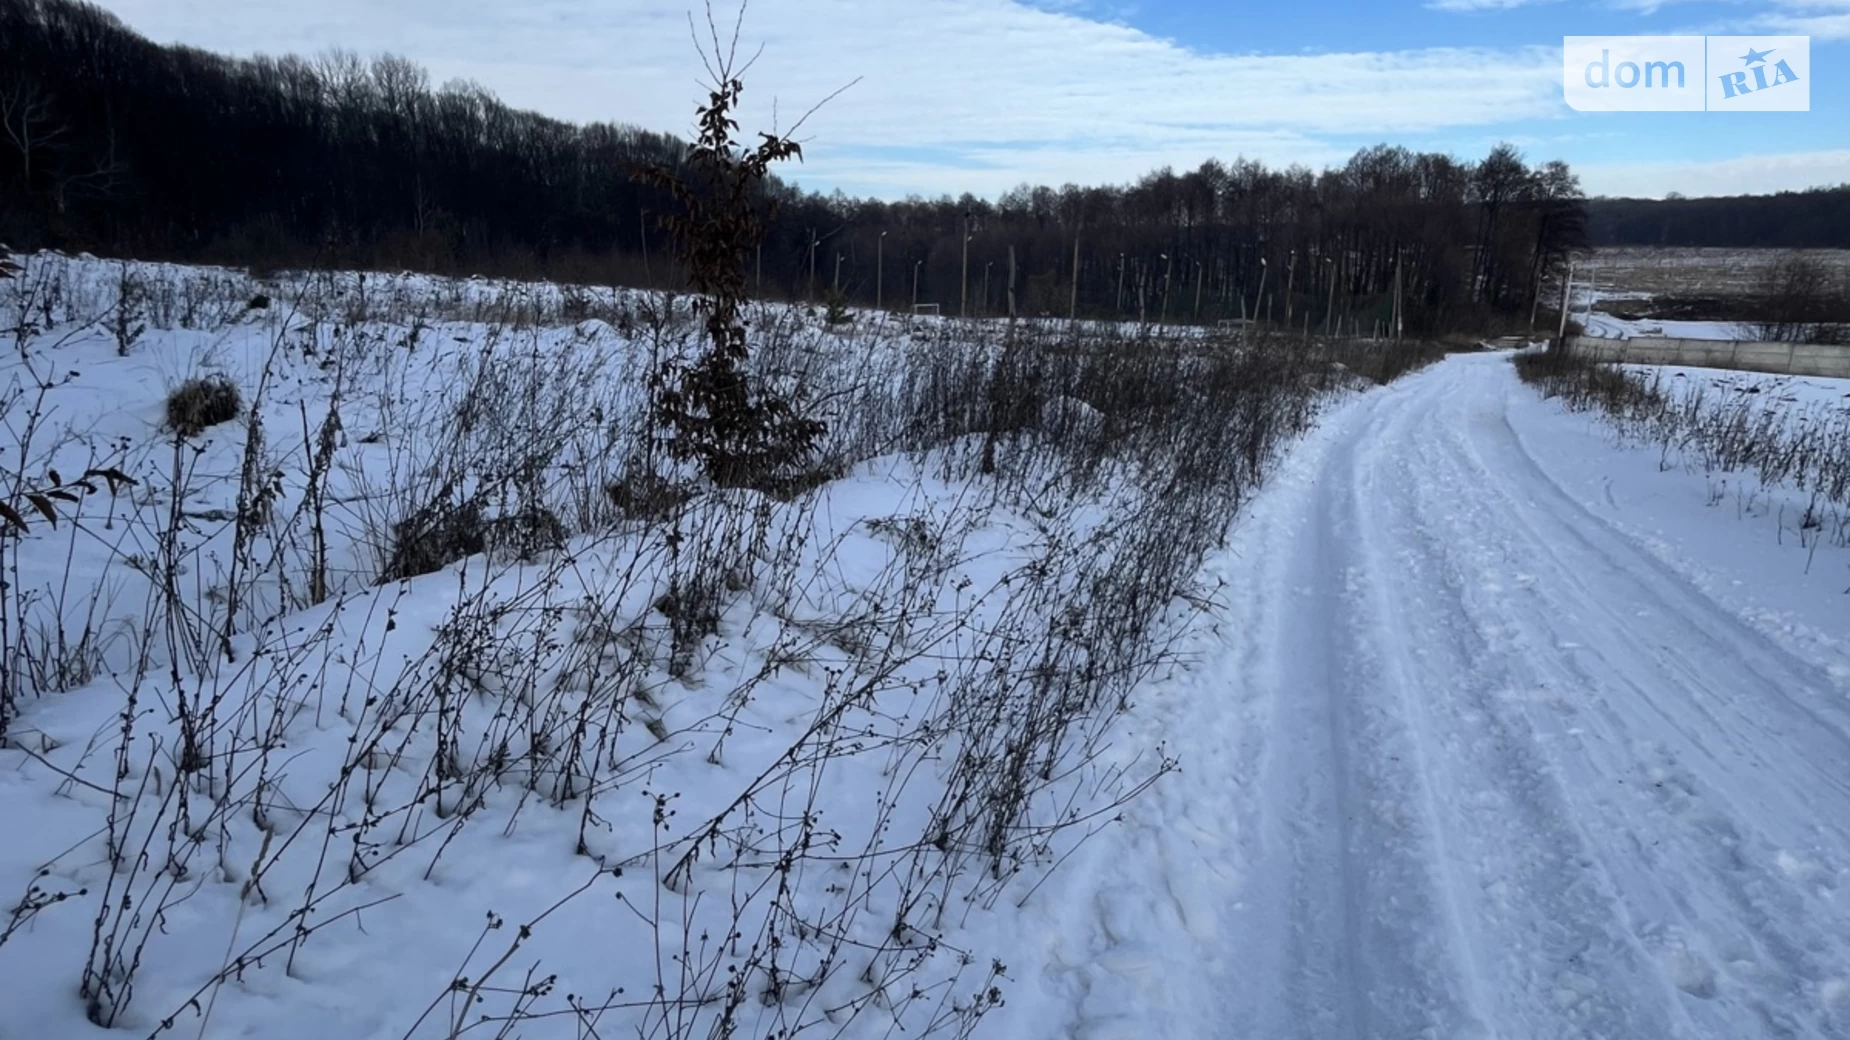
[0,252,1405,1039]
[1523,357,1850,694]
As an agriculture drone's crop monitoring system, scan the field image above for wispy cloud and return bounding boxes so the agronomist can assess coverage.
[1752,0,1850,39]
[1426,0,1561,12]
[86,0,1847,199]
[1622,0,1850,37]
[94,0,1563,196]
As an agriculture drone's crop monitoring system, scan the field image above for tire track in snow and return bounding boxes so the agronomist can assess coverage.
[1008,353,1850,1040]
[1221,381,1494,1040]
[1404,363,1850,1037]
[1338,380,1685,1040]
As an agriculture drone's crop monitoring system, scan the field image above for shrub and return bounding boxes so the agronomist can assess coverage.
[483,506,567,563]
[109,264,147,356]
[381,496,486,582]
[635,67,824,493]
[164,374,242,436]
[1751,252,1848,344]
[606,469,688,522]
[381,495,568,581]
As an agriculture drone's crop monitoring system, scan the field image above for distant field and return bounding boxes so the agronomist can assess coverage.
[1585,246,1850,300]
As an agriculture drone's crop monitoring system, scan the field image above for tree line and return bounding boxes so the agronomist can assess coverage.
[1586,187,1850,250]
[0,0,692,287]
[2,0,1598,334]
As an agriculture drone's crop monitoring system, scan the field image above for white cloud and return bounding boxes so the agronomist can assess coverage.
[90,0,1564,196]
[787,133,1354,199]
[1754,12,1850,39]
[1578,148,1850,197]
[1426,0,1560,12]
[1607,0,1699,14]
[1647,0,1850,38]
[1721,0,1850,38]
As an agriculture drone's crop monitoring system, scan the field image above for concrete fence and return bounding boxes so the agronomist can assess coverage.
[1569,335,1850,379]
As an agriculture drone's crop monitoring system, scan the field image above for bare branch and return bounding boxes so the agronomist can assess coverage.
[778,76,862,143]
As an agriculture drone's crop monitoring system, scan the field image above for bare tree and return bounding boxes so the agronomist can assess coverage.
[0,73,68,191]
[51,107,126,214]
[1754,252,1848,344]
[1469,143,1533,306]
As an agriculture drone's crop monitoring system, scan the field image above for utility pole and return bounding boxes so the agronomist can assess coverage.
[1006,246,1018,320]
[1115,254,1126,314]
[1284,250,1297,323]
[1527,261,1542,330]
[1556,258,1576,346]
[640,207,652,284]
[1583,255,1598,330]
[1253,257,1268,326]
[1193,260,1204,321]
[1323,254,1337,336]
[1159,253,1173,325]
[877,231,887,311]
[1391,255,1404,344]
[960,212,971,318]
[913,259,922,310]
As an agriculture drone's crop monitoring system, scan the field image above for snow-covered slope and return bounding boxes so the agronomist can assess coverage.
[0,252,1338,1040]
[6,252,1847,1040]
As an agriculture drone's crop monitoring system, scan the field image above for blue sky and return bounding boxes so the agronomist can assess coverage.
[94,0,1849,199]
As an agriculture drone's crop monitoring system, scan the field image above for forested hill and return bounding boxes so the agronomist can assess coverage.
[1587,188,1850,249]
[0,0,696,286]
[25,0,1836,333]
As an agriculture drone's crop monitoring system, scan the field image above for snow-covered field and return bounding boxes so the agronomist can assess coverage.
[1574,246,1850,345]
[1561,262,1746,340]
[1645,364,1850,411]
[1581,311,1748,341]
[1608,364,1850,553]
[4,254,1848,1040]
[1583,246,1850,300]
[0,253,1341,1039]
[1576,277,1747,342]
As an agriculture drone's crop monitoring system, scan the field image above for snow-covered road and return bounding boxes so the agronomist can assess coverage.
[1010,352,1850,1040]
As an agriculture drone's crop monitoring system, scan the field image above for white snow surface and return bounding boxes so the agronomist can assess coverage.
[1641,364,1850,413]
[0,253,1205,1040]
[1581,312,1750,341]
[996,353,1850,1040]
[3,251,1848,1039]
[1576,281,1748,341]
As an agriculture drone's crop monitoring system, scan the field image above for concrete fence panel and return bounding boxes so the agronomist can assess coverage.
[1568,335,1850,378]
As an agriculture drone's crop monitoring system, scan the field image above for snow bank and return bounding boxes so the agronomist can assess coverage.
[0,251,1347,1039]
